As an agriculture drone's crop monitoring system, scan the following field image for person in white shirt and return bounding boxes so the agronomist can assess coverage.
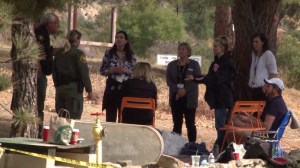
[248,33,278,101]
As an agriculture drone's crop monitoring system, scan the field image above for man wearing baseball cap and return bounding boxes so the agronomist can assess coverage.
[232,78,288,141]
[261,78,287,131]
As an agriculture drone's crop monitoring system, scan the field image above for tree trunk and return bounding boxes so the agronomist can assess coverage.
[214,4,234,49]
[10,17,38,138]
[232,0,282,100]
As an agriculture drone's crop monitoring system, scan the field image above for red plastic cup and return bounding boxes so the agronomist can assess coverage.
[70,129,79,144]
[43,126,49,142]
[233,152,240,160]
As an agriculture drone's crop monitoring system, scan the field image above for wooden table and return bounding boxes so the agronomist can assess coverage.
[0,137,96,168]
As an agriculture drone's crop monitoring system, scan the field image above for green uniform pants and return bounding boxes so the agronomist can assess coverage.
[55,82,83,119]
[37,74,47,138]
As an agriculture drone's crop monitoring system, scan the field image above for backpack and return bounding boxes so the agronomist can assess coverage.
[179,142,209,156]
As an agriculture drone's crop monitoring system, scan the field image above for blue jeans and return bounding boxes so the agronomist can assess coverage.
[214,108,228,147]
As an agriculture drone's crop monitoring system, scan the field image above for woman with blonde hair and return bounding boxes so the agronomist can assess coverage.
[120,62,157,125]
[187,36,235,153]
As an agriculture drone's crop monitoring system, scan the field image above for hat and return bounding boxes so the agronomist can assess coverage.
[264,78,284,91]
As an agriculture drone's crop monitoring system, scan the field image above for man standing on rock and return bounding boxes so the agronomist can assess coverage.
[34,13,60,138]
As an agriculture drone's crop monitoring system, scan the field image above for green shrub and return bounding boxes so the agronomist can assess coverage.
[277,33,300,89]
[118,0,185,56]
[12,108,40,129]
[0,73,11,91]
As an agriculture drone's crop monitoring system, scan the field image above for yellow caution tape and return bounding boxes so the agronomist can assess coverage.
[1,147,116,168]
[0,147,3,158]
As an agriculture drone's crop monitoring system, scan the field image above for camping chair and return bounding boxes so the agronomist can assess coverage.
[220,101,266,151]
[119,97,156,127]
[248,111,292,158]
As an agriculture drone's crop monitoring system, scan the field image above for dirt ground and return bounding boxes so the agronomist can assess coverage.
[0,45,300,152]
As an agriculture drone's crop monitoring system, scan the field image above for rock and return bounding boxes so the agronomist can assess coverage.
[161,131,188,156]
[103,162,122,168]
[236,160,243,167]
[117,160,133,167]
[157,155,185,168]
[225,159,267,168]
[254,159,267,166]
[142,162,159,168]
[227,160,238,168]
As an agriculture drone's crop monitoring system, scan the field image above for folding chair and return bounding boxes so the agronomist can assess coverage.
[220,101,266,151]
[248,111,292,158]
[119,97,156,127]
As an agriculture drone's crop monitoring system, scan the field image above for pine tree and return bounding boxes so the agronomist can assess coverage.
[232,0,282,100]
[0,0,78,137]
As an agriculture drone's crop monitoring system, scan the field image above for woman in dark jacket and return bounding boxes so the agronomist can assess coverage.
[187,36,235,150]
[121,62,157,125]
[166,42,202,142]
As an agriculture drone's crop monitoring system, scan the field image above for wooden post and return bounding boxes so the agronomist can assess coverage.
[67,4,77,32]
[67,3,73,33]
[73,5,78,30]
[111,7,117,44]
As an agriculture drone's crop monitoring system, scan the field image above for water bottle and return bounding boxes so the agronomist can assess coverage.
[208,153,215,164]
[272,144,284,158]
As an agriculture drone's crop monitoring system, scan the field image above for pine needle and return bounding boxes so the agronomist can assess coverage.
[12,34,43,62]
[12,108,40,129]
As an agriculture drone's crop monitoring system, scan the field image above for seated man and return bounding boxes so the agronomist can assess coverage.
[259,78,287,131]
[231,78,287,141]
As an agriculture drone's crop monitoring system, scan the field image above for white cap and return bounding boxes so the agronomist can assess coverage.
[72,129,79,132]
[264,78,284,91]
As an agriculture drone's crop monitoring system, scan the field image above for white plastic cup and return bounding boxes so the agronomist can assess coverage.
[191,155,200,167]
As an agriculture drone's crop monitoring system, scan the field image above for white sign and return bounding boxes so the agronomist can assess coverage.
[157,54,202,66]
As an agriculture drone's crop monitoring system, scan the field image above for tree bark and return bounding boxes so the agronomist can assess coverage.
[10,17,38,138]
[232,0,282,100]
[214,4,234,49]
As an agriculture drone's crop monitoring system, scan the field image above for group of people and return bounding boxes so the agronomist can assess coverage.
[35,13,96,138]
[167,33,288,153]
[34,13,157,138]
[99,31,156,124]
[35,13,288,153]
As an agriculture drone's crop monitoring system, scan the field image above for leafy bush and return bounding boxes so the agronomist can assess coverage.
[277,32,300,89]
[0,73,11,91]
[76,1,215,59]
[182,0,214,39]
[118,0,185,56]
[78,10,112,42]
